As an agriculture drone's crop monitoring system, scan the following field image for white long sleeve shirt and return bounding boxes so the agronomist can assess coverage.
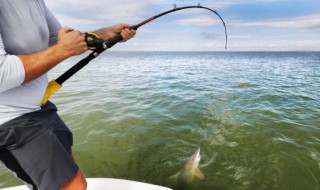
[0,0,61,125]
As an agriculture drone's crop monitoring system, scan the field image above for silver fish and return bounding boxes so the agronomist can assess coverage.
[171,147,204,182]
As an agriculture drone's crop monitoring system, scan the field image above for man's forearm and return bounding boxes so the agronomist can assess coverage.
[18,45,69,84]
[90,24,136,42]
[18,27,87,84]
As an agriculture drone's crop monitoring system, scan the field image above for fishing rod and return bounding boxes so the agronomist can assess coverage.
[41,3,228,106]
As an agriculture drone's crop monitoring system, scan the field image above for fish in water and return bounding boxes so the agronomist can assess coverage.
[171,147,204,183]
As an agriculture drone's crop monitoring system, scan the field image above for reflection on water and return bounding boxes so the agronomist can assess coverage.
[1,52,319,189]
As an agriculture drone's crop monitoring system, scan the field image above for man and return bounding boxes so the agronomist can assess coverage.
[0,0,136,189]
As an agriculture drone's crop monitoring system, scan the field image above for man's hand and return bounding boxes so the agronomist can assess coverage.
[92,23,136,42]
[57,27,88,57]
[18,26,88,84]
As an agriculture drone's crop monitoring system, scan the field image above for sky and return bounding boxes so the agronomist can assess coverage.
[46,0,320,51]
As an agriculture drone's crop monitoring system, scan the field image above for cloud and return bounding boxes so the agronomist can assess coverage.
[233,14,320,30]
[228,38,320,51]
[45,0,319,51]
[54,13,103,29]
[46,0,164,23]
[162,0,278,9]
[46,0,277,25]
[170,16,222,26]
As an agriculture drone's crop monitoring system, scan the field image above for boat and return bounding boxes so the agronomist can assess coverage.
[0,178,172,190]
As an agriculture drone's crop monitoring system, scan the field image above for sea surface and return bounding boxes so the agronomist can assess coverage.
[0,51,319,190]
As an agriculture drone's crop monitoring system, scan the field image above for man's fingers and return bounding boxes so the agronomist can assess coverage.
[57,27,88,56]
[59,26,74,35]
[119,23,133,29]
[74,31,85,41]
[120,28,137,42]
[121,30,130,41]
[127,28,136,36]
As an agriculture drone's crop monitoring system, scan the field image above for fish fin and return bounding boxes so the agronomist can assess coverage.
[185,173,194,183]
[193,167,205,179]
[170,170,182,179]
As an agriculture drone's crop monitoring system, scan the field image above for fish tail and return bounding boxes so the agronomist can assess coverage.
[193,167,205,179]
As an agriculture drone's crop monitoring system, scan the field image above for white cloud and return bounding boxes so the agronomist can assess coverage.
[54,13,103,29]
[159,0,278,9]
[46,0,164,23]
[233,14,320,29]
[45,0,319,51]
[227,37,320,51]
[170,16,222,26]
[46,0,275,25]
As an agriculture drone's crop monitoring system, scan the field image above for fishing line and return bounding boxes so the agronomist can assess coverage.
[41,3,228,106]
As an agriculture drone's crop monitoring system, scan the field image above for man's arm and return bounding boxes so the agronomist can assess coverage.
[19,23,136,84]
[90,23,136,42]
[18,27,87,84]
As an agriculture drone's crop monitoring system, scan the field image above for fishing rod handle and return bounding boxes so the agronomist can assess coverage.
[56,52,97,84]
[105,25,139,49]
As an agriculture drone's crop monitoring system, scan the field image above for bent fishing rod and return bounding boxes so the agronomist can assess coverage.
[41,4,228,106]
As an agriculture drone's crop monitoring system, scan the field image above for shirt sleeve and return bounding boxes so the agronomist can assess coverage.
[44,4,62,46]
[0,31,26,93]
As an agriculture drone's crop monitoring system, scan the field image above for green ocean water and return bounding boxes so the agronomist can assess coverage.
[0,51,319,190]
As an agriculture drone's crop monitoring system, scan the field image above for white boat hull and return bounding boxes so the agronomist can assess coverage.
[0,178,172,190]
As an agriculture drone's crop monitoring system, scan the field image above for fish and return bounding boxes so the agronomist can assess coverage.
[171,147,204,183]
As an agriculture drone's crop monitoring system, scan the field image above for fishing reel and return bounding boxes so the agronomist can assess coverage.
[84,32,104,50]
